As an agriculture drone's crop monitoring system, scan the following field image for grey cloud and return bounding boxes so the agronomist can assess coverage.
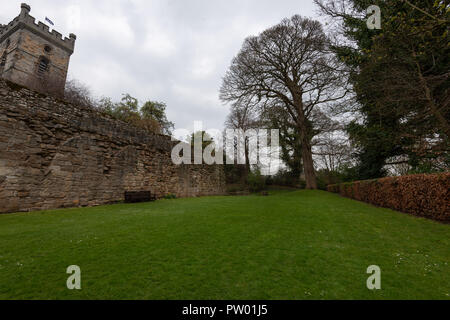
[1,0,317,131]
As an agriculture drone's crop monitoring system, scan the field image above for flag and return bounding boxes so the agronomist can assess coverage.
[45,17,54,26]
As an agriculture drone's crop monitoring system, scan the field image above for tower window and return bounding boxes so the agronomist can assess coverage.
[44,45,52,53]
[37,57,50,76]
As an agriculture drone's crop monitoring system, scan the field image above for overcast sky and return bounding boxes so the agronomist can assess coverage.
[1,0,319,132]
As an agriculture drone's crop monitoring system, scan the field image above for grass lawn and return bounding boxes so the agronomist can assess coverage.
[0,190,448,300]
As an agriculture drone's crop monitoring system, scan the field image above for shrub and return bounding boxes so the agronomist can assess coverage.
[64,79,95,108]
[224,164,247,184]
[226,184,247,193]
[298,179,307,189]
[247,169,266,193]
[163,194,177,200]
[316,174,328,191]
[328,173,450,222]
[267,169,303,188]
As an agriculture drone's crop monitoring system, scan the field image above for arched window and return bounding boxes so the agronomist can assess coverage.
[37,57,50,76]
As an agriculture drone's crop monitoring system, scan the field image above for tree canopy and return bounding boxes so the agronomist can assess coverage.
[220,15,349,189]
[315,0,449,177]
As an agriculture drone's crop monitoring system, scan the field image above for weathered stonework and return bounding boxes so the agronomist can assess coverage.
[0,4,75,96]
[0,80,226,213]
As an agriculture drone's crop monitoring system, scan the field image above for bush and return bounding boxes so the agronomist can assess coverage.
[267,169,303,188]
[298,179,307,189]
[226,184,247,193]
[316,174,328,191]
[247,169,266,193]
[224,164,247,184]
[64,79,95,108]
[328,173,450,222]
[163,194,177,200]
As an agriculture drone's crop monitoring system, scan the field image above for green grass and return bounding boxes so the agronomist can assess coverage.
[0,190,448,300]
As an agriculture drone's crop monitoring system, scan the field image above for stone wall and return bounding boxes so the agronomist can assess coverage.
[0,80,225,213]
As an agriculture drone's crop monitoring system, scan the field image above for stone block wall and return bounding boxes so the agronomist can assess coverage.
[0,80,225,213]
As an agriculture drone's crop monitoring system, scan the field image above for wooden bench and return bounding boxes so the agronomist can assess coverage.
[124,191,157,203]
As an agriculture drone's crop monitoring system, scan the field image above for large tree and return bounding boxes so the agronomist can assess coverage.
[260,104,303,179]
[315,0,450,177]
[220,15,348,189]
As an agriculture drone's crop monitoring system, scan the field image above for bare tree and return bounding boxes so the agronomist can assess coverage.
[225,102,260,175]
[64,78,95,108]
[314,132,353,172]
[220,15,349,189]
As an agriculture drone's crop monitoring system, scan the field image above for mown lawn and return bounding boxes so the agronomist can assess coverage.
[0,190,448,300]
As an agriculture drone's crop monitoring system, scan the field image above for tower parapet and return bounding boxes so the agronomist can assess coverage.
[0,3,76,54]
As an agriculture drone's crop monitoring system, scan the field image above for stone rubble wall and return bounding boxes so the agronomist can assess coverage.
[0,80,225,213]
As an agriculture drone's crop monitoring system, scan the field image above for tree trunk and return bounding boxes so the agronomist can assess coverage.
[297,116,317,189]
[244,137,251,175]
[300,134,317,189]
[294,93,317,190]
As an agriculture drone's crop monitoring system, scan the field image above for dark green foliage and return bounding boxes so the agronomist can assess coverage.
[316,170,337,190]
[140,101,175,135]
[266,169,305,188]
[224,164,248,184]
[246,169,266,193]
[225,184,248,193]
[317,0,450,179]
[314,166,361,189]
[260,106,304,179]
[98,94,174,135]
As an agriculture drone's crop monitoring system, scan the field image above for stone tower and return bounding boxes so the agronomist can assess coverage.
[0,3,76,96]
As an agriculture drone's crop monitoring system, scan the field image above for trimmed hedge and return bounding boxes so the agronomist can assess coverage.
[327,173,450,222]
